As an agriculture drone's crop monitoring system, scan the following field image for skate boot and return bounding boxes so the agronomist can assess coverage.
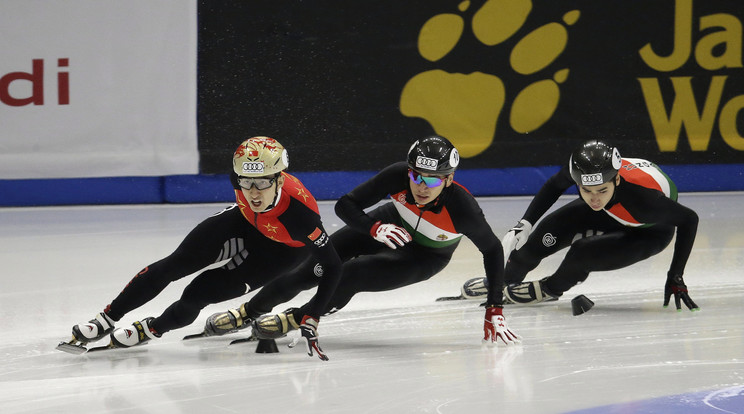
[252,308,300,340]
[109,317,160,348]
[503,278,560,304]
[71,312,115,343]
[203,303,255,336]
[461,277,488,299]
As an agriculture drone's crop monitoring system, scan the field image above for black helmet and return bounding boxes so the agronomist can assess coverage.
[407,135,460,175]
[569,140,622,186]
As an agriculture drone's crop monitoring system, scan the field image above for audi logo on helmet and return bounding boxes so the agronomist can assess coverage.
[580,173,603,186]
[242,161,264,174]
[415,156,439,171]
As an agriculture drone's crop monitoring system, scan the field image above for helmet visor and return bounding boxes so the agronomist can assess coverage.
[408,170,445,188]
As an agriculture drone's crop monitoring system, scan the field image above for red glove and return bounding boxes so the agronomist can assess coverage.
[370,221,412,249]
[483,306,521,345]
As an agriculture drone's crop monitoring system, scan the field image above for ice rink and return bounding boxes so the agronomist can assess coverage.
[1,192,743,414]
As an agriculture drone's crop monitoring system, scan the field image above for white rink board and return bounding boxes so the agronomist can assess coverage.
[0,1,197,179]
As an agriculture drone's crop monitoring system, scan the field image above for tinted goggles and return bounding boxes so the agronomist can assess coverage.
[408,170,445,188]
[238,176,276,190]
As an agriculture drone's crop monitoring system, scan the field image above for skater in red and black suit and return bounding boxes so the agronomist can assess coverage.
[459,140,699,312]
[205,135,520,355]
[64,137,341,360]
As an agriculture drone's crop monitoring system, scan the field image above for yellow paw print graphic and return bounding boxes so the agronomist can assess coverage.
[400,0,580,157]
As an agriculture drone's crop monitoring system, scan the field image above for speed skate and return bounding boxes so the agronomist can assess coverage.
[55,337,90,355]
[56,337,148,354]
[436,276,488,301]
[182,329,259,346]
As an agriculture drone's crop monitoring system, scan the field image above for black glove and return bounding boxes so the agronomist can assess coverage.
[663,273,699,311]
[288,315,329,361]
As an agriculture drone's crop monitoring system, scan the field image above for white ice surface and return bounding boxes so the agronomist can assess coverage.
[1,193,742,414]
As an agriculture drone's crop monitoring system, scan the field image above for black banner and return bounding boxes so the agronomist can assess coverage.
[198,0,744,174]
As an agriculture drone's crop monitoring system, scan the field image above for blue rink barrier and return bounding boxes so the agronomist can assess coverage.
[1,164,743,207]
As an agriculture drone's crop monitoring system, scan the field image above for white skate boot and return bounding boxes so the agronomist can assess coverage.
[109,317,160,348]
[71,312,115,343]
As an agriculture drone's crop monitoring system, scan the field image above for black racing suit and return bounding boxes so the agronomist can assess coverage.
[249,161,505,317]
[103,172,341,334]
[507,158,698,296]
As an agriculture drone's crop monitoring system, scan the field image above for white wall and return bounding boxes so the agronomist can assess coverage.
[0,0,198,179]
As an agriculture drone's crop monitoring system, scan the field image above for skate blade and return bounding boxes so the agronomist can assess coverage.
[56,341,88,355]
[229,335,257,345]
[86,344,117,353]
[183,328,243,341]
[86,341,148,353]
[435,295,466,302]
[182,331,209,341]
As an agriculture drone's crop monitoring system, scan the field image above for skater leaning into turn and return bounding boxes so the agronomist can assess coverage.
[459,139,699,311]
[60,137,341,360]
[204,135,520,352]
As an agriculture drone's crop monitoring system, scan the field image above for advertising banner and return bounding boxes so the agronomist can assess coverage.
[0,0,198,179]
[198,0,744,174]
